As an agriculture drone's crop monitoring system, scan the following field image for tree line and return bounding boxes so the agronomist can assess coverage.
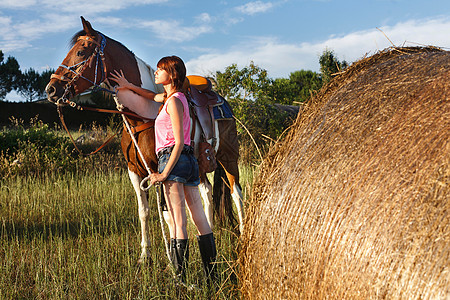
[212,48,347,106]
[0,50,55,102]
[0,48,347,104]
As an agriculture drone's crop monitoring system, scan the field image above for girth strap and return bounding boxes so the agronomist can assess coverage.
[125,120,155,135]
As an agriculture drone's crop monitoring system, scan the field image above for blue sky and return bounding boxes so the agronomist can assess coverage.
[1,0,450,101]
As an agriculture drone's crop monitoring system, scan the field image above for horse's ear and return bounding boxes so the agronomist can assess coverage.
[81,16,95,36]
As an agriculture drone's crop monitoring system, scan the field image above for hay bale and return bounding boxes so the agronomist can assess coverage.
[240,47,449,299]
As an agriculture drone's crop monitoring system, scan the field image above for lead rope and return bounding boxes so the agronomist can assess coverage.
[112,95,173,271]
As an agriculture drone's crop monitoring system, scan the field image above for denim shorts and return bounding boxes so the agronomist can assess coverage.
[158,149,200,186]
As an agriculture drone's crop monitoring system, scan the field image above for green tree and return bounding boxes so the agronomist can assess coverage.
[269,77,293,104]
[289,70,322,102]
[269,70,322,105]
[213,61,271,102]
[212,62,296,162]
[17,68,54,102]
[0,50,21,101]
[38,69,54,95]
[319,48,348,83]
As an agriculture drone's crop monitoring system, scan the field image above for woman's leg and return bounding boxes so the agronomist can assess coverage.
[163,181,188,239]
[163,181,189,282]
[184,185,212,235]
[185,185,217,283]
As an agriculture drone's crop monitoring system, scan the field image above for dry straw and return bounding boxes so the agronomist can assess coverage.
[240,47,449,299]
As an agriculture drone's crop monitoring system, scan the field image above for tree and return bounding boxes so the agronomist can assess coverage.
[289,70,322,102]
[0,50,21,101]
[269,70,322,105]
[212,62,294,162]
[17,68,41,102]
[17,68,54,102]
[38,69,54,95]
[269,77,294,104]
[213,61,271,103]
[319,48,348,83]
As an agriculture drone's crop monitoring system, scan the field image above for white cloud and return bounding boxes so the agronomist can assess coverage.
[236,1,274,15]
[186,37,309,78]
[0,16,12,34]
[39,0,168,13]
[93,16,124,27]
[187,17,450,78]
[139,18,213,43]
[0,0,37,9]
[0,0,167,13]
[0,14,78,52]
[196,13,213,24]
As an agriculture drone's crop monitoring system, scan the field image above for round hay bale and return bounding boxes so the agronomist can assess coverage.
[240,47,449,299]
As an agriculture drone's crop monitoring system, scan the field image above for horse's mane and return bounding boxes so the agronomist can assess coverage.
[70,30,133,55]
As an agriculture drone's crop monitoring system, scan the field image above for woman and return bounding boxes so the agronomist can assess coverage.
[110,56,216,284]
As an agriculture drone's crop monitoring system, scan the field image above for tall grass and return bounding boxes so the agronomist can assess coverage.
[1,169,251,299]
[0,121,254,299]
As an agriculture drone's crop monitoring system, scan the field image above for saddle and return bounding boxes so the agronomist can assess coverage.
[185,75,223,142]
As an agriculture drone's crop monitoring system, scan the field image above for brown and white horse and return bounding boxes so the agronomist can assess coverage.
[46,17,244,262]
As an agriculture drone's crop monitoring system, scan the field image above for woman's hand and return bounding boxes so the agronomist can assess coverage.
[150,172,168,185]
[110,70,132,90]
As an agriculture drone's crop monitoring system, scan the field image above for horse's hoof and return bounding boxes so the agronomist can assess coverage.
[137,255,152,265]
[174,279,199,291]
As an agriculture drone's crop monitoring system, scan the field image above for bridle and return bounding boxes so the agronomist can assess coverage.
[50,33,114,107]
[49,32,153,156]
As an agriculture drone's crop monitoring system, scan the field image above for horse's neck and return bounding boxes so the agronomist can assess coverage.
[105,37,163,94]
[135,57,164,93]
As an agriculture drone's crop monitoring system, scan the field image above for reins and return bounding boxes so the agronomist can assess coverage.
[56,102,152,157]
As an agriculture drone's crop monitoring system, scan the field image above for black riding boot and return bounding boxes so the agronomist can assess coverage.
[173,239,189,283]
[197,233,217,283]
[169,238,176,268]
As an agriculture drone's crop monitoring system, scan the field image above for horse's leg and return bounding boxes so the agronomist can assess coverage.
[198,176,214,230]
[128,169,152,262]
[214,118,245,232]
[191,118,215,230]
[224,170,245,233]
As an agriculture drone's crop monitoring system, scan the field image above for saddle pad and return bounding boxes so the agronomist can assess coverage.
[213,100,234,120]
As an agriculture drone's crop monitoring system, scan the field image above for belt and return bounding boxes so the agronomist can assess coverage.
[157,145,193,159]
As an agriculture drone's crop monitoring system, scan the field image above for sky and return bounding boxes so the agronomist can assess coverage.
[1,0,450,101]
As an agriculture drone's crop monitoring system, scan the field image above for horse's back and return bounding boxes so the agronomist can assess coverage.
[135,57,164,93]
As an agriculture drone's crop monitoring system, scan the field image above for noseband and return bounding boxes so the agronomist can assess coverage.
[50,33,113,106]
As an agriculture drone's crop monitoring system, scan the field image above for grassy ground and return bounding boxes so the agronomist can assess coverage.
[0,167,254,299]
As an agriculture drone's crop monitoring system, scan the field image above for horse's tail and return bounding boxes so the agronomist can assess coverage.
[212,163,237,230]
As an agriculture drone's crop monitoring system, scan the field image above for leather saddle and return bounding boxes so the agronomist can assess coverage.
[185,75,223,142]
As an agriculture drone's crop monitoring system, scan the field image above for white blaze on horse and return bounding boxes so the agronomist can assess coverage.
[46,17,244,262]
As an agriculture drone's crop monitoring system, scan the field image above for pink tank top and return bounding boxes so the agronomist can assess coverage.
[155,92,191,154]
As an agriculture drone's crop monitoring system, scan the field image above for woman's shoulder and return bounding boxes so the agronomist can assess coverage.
[172,91,187,100]
[165,92,187,111]
[168,92,187,105]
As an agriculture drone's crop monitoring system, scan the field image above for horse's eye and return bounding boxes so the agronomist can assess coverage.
[77,50,84,57]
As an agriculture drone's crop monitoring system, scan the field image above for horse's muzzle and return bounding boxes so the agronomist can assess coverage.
[46,82,59,103]
[46,82,70,105]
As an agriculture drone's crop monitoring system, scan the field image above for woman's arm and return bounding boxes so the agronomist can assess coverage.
[150,96,185,183]
[110,69,162,100]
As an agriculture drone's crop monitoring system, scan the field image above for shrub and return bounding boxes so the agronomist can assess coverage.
[0,117,125,177]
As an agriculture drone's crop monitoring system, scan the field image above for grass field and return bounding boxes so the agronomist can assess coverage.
[0,123,255,299]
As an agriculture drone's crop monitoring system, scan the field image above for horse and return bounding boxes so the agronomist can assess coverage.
[45,16,244,262]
